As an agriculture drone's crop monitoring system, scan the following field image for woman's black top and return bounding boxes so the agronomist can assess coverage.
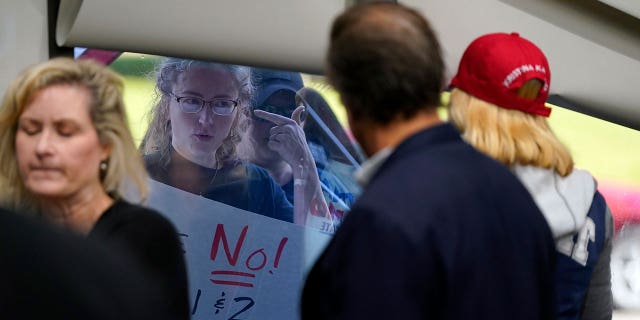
[89,200,190,320]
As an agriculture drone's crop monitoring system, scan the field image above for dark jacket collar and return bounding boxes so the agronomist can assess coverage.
[367,122,462,184]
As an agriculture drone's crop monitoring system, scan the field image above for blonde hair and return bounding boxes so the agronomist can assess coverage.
[140,58,253,167]
[448,85,574,176]
[0,57,148,212]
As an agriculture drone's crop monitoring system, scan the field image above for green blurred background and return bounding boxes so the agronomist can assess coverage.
[112,54,640,188]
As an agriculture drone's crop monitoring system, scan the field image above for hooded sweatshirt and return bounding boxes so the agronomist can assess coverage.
[512,165,613,320]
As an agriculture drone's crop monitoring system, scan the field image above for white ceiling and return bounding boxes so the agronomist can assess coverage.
[56,0,640,130]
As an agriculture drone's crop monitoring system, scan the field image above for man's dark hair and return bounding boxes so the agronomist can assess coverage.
[327,2,444,124]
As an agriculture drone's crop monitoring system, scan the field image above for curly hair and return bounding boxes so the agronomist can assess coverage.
[141,58,253,167]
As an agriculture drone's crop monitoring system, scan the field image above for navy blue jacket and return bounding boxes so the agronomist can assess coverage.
[301,123,556,320]
[555,192,609,319]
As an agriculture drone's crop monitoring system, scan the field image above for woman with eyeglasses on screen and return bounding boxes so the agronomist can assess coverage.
[141,58,295,224]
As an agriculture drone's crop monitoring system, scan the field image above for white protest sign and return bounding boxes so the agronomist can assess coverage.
[147,179,332,319]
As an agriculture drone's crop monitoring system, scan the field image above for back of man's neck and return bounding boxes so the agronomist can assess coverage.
[368,111,442,155]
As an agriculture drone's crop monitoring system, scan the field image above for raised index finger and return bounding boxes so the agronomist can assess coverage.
[291,105,305,126]
[253,109,296,126]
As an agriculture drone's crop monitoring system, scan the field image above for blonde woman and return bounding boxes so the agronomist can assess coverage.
[0,57,189,319]
[449,32,613,320]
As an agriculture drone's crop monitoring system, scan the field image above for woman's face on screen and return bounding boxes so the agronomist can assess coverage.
[169,67,239,168]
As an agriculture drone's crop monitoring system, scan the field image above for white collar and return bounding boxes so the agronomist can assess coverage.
[353,147,394,187]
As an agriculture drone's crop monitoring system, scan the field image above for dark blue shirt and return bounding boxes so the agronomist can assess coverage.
[302,123,555,320]
[555,191,609,320]
[145,150,293,223]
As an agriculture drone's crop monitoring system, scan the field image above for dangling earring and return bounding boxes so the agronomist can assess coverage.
[99,160,109,181]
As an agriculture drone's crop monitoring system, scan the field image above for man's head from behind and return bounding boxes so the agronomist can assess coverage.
[327,2,444,125]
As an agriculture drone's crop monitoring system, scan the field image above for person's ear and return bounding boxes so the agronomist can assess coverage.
[343,103,355,133]
[100,142,113,161]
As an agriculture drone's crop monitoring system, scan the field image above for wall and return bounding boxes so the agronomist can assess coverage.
[0,1,49,94]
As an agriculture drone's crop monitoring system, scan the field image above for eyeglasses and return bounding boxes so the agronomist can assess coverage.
[170,93,238,116]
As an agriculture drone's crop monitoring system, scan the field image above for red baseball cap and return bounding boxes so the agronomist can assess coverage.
[450,32,552,117]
